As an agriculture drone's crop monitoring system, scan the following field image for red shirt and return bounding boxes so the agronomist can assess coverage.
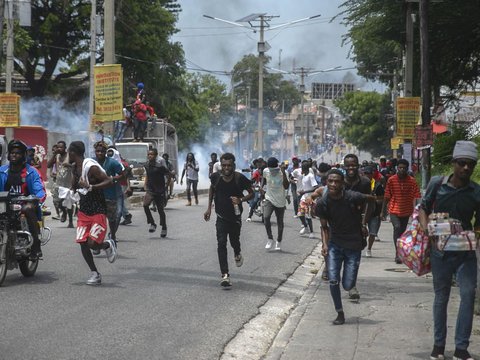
[135,103,147,122]
[384,174,421,217]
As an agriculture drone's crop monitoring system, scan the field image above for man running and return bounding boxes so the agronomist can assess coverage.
[316,169,373,325]
[204,153,253,287]
[144,148,170,237]
[262,157,289,251]
[68,141,117,285]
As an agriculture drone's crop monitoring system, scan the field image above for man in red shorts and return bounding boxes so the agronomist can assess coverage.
[68,141,117,285]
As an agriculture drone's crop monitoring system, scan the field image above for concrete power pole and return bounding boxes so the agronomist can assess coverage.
[103,0,115,64]
[5,0,14,93]
[257,16,265,157]
[0,0,6,75]
[419,0,431,189]
[405,1,414,97]
[89,0,97,124]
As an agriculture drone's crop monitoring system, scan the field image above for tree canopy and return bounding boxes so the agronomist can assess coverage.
[334,90,392,157]
[339,0,480,101]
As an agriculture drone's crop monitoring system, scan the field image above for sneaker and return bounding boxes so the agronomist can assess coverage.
[453,349,474,360]
[246,217,252,222]
[274,241,281,251]
[235,253,244,267]
[300,227,307,235]
[121,216,132,225]
[60,211,67,223]
[29,249,42,261]
[332,311,345,325]
[86,271,101,285]
[149,223,157,233]
[349,287,360,300]
[265,239,273,249]
[365,249,372,258]
[161,228,167,238]
[309,232,315,239]
[430,345,445,360]
[220,274,231,287]
[104,239,118,263]
[92,249,101,256]
[67,222,74,228]
[293,215,298,218]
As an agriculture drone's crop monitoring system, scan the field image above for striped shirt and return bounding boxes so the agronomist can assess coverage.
[384,174,421,217]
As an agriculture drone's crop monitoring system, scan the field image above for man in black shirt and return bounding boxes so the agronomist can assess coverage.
[343,153,371,299]
[204,152,253,287]
[144,148,169,237]
[317,169,373,325]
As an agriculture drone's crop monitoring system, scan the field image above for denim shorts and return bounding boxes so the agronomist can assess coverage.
[368,216,381,236]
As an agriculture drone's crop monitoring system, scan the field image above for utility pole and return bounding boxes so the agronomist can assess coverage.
[0,0,6,75]
[419,0,431,189]
[405,1,414,97]
[103,0,115,64]
[296,67,307,153]
[257,16,266,157]
[89,0,97,125]
[5,0,14,93]
[280,99,285,161]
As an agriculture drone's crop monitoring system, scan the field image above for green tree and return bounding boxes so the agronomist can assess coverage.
[334,91,392,157]
[231,54,301,113]
[338,0,480,100]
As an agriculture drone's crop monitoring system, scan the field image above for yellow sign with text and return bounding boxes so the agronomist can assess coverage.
[391,137,403,150]
[396,97,421,139]
[93,64,123,122]
[0,93,20,127]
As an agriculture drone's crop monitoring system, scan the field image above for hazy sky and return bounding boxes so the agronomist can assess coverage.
[172,0,381,91]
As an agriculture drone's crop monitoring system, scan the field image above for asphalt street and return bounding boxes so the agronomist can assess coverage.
[0,193,320,360]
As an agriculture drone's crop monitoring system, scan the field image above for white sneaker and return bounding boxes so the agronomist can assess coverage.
[86,271,101,285]
[293,215,298,218]
[274,241,281,251]
[104,239,118,263]
[246,217,252,222]
[235,253,244,267]
[300,227,307,235]
[365,249,372,258]
[220,274,231,287]
[265,239,273,249]
[309,232,315,239]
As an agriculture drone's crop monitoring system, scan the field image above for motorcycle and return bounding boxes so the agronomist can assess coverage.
[0,193,52,286]
[251,185,264,223]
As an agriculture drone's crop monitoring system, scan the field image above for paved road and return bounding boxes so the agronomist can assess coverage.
[0,195,320,360]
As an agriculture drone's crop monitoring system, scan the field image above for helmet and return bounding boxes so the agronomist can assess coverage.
[8,139,27,154]
[137,82,144,89]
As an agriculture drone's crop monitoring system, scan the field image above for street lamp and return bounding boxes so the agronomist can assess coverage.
[203,13,321,157]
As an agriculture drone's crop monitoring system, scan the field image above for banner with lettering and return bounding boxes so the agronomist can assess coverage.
[93,64,123,122]
[0,93,20,127]
[396,97,421,139]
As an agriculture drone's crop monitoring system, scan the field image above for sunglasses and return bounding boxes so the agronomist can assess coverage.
[455,159,477,168]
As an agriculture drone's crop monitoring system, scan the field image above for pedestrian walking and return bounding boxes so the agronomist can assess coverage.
[180,152,199,206]
[362,166,384,258]
[144,148,170,237]
[94,141,126,244]
[204,153,253,287]
[316,169,373,325]
[381,158,421,264]
[262,157,289,251]
[343,153,378,299]
[162,153,176,199]
[288,157,301,217]
[419,141,480,360]
[296,160,318,238]
[68,141,117,285]
[47,140,74,228]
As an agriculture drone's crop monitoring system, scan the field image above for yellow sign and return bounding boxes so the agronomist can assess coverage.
[0,93,20,127]
[396,97,421,139]
[391,137,403,150]
[93,64,123,122]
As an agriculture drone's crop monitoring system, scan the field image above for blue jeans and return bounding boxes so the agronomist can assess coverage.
[328,241,362,312]
[431,249,477,350]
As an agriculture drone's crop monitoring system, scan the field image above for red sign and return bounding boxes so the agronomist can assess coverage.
[414,125,433,148]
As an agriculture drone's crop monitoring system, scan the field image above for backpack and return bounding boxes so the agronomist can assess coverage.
[212,171,242,193]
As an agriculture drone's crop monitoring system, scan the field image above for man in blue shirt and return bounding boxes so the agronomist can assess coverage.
[94,141,126,244]
[0,140,46,260]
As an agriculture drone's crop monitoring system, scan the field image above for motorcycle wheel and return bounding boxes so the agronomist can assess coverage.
[0,230,7,286]
[19,258,38,277]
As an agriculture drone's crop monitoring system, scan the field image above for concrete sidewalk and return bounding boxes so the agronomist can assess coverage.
[264,221,480,360]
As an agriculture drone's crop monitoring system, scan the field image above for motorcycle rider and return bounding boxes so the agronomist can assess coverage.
[0,140,46,260]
